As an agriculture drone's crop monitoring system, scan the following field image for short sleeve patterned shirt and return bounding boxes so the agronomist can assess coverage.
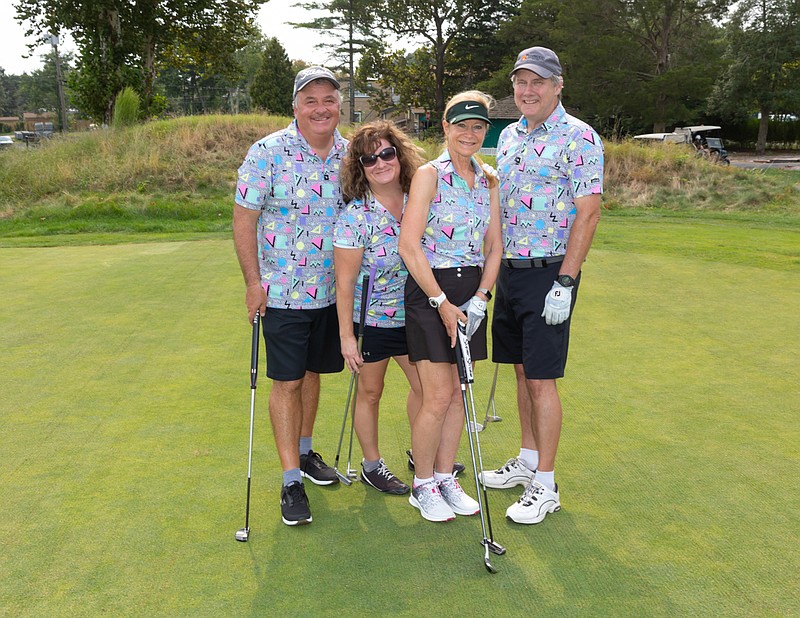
[496,103,604,259]
[235,120,348,309]
[422,150,492,269]
[333,195,407,329]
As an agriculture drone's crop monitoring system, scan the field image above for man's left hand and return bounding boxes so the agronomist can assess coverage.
[542,281,572,325]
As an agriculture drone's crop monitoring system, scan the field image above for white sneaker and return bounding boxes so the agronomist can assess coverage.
[409,480,456,522]
[480,457,535,489]
[505,480,561,524]
[437,476,480,515]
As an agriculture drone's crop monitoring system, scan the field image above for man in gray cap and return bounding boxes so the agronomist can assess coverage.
[233,66,347,526]
[481,47,604,524]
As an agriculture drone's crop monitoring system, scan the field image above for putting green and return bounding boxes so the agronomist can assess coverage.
[1,220,797,616]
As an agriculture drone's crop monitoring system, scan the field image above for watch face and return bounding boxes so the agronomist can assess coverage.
[558,275,575,287]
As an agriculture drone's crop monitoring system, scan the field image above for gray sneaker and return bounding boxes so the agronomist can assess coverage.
[438,476,480,515]
[409,480,456,522]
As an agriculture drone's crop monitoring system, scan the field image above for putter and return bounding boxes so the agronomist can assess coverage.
[333,270,373,484]
[235,312,261,542]
[454,323,506,573]
[344,265,377,480]
[483,363,503,425]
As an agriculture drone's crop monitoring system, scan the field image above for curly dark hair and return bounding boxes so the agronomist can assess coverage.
[341,120,426,202]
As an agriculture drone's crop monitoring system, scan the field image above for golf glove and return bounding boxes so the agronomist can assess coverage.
[458,296,487,340]
[542,281,572,325]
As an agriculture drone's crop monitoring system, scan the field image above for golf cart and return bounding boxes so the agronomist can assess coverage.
[633,125,731,165]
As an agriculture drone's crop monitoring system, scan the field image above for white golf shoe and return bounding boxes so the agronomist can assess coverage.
[480,457,535,489]
[505,480,561,524]
[437,476,480,515]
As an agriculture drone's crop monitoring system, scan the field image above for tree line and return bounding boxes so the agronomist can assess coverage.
[3,0,799,153]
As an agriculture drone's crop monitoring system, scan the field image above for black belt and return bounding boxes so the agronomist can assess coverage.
[501,256,565,269]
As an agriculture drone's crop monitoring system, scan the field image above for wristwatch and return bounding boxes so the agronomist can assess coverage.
[428,291,447,308]
[556,274,576,288]
[477,287,492,301]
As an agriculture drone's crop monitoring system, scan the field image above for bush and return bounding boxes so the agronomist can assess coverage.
[113,87,141,127]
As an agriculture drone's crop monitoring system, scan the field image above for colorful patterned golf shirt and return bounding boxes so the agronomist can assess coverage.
[422,150,492,269]
[496,103,604,258]
[236,120,348,309]
[333,195,407,329]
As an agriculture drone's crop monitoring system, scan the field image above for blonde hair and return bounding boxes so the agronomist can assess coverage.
[442,90,498,189]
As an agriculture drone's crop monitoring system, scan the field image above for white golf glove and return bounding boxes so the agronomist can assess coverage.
[481,163,499,180]
[541,281,572,325]
[458,296,487,340]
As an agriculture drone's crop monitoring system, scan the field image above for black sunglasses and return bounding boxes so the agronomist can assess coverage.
[359,146,397,167]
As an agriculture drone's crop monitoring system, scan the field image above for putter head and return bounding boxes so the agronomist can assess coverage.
[484,415,502,423]
[483,545,497,574]
[486,539,507,556]
[346,468,359,480]
[235,527,249,542]
[468,421,484,433]
[335,470,353,486]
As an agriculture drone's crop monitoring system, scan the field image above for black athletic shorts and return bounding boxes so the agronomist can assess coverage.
[261,305,343,381]
[491,261,580,379]
[354,324,409,363]
[405,266,488,363]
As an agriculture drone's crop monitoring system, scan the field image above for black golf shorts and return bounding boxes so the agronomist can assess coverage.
[356,325,409,363]
[261,304,344,381]
[491,262,580,379]
[405,267,488,364]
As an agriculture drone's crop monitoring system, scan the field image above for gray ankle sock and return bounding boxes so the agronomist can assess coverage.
[299,437,312,455]
[362,458,381,473]
[283,468,302,486]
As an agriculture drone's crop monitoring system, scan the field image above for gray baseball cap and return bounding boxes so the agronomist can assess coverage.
[293,66,340,98]
[510,46,562,78]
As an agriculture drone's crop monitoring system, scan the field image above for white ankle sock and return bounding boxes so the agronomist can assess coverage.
[414,475,434,488]
[535,470,555,491]
[519,448,539,471]
[433,471,453,483]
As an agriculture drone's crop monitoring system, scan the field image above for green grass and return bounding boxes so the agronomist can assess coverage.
[1,218,798,616]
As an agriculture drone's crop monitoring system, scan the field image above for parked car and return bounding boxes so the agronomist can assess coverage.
[0,135,15,149]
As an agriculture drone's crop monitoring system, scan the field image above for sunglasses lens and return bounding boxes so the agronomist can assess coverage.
[360,146,396,167]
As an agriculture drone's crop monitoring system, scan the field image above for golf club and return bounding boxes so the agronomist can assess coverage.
[454,322,506,573]
[345,265,376,480]
[333,270,373,484]
[483,363,503,425]
[235,312,261,542]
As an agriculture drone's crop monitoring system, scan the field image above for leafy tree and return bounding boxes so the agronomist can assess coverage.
[250,38,294,115]
[16,51,74,117]
[13,0,260,122]
[291,0,379,123]
[369,0,516,115]
[358,46,437,113]
[709,0,800,153]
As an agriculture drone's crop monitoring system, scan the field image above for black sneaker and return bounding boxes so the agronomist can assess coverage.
[406,449,465,477]
[360,459,410,495]
[280,482,312,526]
[299,450,339,485]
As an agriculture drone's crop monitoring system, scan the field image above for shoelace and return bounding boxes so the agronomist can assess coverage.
[285,483,306,505]
[520,483,544,506]
[374,462,395,480]
[497,457,520,473]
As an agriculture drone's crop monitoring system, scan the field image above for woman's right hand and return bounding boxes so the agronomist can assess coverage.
[340,334,363,374]
[438,301,467,348]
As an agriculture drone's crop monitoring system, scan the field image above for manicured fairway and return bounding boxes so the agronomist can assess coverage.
[1,217,798,616]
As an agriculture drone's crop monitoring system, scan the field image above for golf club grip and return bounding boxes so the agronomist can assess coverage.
[455,324,474,383]
[356,273,370,339]
[250,313,260,389]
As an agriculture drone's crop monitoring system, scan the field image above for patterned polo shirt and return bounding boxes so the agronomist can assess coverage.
[496,103,604,259]
[422,150,492,269]
[333,195,407,329]
[235,120,348,309]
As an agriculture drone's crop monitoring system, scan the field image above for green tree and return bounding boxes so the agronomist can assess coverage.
[250,38,294,115]
[291,0,378,123]
[14,0,260,122]
[15,51,74,119]
[709,0,800,153]
[370,0,516,115]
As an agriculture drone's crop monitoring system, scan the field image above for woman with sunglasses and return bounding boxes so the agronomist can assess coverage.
[333,120,426,494]
[398,91,502,522]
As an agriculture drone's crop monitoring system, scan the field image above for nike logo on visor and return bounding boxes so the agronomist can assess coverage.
[464,105,479,109]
